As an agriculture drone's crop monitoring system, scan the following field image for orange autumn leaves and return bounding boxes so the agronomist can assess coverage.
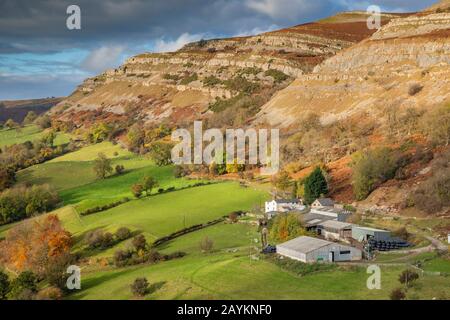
[0,215,72,274]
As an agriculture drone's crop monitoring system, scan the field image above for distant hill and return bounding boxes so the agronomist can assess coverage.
[0,97,63,123]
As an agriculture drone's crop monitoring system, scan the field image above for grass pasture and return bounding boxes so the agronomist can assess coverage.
[0,125,69,148]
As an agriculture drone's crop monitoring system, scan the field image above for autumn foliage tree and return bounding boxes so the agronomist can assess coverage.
[0,214,72,277]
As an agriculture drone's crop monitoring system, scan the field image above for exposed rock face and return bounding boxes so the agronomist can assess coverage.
[256,12,450,128]
[53,12,400,126]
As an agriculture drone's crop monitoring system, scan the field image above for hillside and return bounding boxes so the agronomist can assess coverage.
[0,97,62,123]
[51,12,401,127]
[256,12,450,128]
[256,10,450,214]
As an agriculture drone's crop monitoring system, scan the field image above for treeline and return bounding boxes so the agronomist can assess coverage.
[0,185,59,225]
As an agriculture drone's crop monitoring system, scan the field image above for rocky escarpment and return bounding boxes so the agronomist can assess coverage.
[257,12,450,128]
[53,12,401,126]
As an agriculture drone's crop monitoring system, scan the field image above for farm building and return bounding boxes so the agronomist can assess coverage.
[276,236,362,263]
[318,221,353,242]
[310,207,351,222]
[352,226,391,242]
[265,199,305,216]
[311,198,335,208]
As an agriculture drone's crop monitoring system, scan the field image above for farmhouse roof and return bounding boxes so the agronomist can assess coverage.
[314,198,335,207]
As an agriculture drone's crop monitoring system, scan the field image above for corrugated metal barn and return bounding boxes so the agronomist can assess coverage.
[276,236,362,263]
[352,226,391,242]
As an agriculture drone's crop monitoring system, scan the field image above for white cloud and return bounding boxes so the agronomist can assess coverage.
[81,45,125,73]
[153,33,204,53]
[245,0,319,20]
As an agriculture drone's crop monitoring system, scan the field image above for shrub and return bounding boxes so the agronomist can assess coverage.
[115,227,132,241]
[115,165,125,175]
[399,270,419,286]
[114,249,132,267]
[85,230,115,250]
[199,236,214,253]
[8,271,37,300]
[0,270,10,300]
[390,288,406,300]
[203,76,222,87]
[131,183,144,198]
[36,287,63,300]
[132,234,147,251]
[408,83,423,96]
[131,278,149,297]
[351,148,400,200]
[180,73,198,85]
[264,69,289,83]
[228,213,238,223]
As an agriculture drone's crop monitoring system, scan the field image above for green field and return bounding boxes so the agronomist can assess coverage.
[0,125,69,148]
[17,141,207,211]
[68,220,450,300]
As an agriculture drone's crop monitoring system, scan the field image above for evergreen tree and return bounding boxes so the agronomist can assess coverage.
[303,167,328,204]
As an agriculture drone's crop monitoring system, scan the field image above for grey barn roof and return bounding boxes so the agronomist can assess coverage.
[319,220,353,230]
[314,198,335,207]
[277,236,331,254]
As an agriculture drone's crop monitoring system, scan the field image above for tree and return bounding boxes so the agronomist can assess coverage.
[148,142,172,166]
[115,164,125,175]
[5,119,19,130]
[132,234,147,251]
[23,111,37,125]
[89,122,111,143]
[127,123,145,151]
[399,270,419,286]
[269,213,307,242]
[131,183,144,198]
[351,148,399,200]
[41,130,56,147]
[8,271,37,300]
[390,288,406,300]
[271,170,293,194]
[199,236,214,253]
[115,227,131,241]
[303,167,328,205]
[0,215,72,276]
[131,278,149,297]
[0,168,16,192]
[141,176,158,196]
[93,153,113,179]
[34,115,52,129]
[421,104,450,146]
[0,270,10,300]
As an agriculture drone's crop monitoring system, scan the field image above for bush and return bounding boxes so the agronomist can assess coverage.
[180,73,198,85]
[131,278,149,297]
[351,148,400,200]
[199,236,214,253]
[114,249,132,267]
[85,230,115,250]
[115,227,132,241]
[390,288,406,300]
[8,271,37,300]
[132,234,147,251]
[36,287,63,300]
[408,83,423,96]
[399,270,419,286]
[264,69,289,83]
[131,183,144,198]
[0,270,10,300]
[115,165,125,175]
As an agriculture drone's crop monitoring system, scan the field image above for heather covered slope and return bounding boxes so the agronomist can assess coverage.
[51,12,402,127]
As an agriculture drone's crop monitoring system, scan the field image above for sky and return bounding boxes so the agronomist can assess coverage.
[0,0,437,100]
